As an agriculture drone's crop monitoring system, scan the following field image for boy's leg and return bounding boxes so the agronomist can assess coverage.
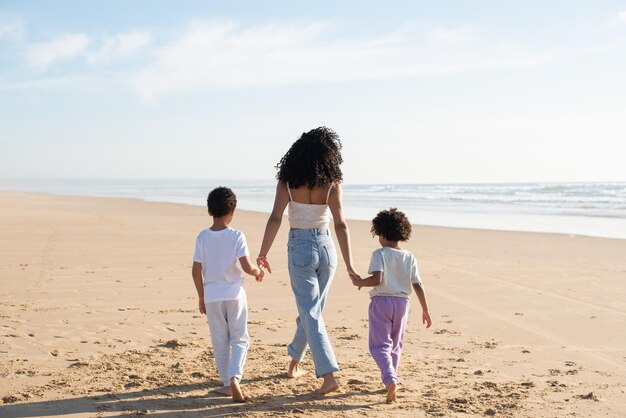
[368,296,397,387]
[205,301,231,386]
[224,296,250,383]
[390,298,410,375]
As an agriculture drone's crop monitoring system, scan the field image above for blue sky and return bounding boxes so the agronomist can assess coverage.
[1,1,626,183]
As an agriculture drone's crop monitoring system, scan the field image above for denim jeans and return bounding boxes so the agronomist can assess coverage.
[287,228,340,377]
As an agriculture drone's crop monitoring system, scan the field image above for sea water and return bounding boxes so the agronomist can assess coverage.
[1,179,625,240]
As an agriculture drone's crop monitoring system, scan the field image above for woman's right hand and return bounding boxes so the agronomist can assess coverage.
[257,256,272,274]
[347,267,360,281]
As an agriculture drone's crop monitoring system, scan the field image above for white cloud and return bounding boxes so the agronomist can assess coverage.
[86,30,152,64]
[26,33,90,67]
[130,20,548,102]
[427,26,482,45]
[608,11,626,26]
[0,13,24,42]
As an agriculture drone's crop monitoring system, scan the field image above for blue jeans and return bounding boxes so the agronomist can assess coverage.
[287,228,340,377]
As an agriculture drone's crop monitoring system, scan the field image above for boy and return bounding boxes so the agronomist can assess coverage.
[352,208,432,403]
[192,187,264,402]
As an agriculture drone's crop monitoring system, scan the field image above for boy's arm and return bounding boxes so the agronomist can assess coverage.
[192,262,206,314]
[412,283,432,328]
[239,256,264,282]
[352,271,382,288]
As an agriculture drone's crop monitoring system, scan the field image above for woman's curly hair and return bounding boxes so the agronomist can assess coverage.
[276,127,343,189]
[371,208,412,242]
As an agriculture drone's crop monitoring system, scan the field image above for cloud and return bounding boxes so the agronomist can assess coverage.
[0,13,24,42]
[129,20,549,102]
[26,33,90,67]
[427,26,482,46]
[86,30,152,64]
[608,11,626,26]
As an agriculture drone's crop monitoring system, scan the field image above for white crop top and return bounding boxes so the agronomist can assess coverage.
[287,183,332,229]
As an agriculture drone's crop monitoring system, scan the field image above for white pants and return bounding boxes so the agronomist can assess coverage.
[205,296,250,386]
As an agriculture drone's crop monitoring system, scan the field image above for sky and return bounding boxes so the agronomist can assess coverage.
[1,1,626,184]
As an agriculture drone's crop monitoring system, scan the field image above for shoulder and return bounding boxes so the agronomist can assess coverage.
[404,250,418,264]
[226,227,245,238]
[196,228,212,239]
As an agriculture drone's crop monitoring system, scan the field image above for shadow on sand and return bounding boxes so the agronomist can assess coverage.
[0,374,382,417]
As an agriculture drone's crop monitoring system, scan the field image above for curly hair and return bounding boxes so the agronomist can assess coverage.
[371,208,412,242]
[275,127,343,189]
[207,186,237,217]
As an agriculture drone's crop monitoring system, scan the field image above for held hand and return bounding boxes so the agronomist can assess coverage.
[422,311,432,328]
[256,256,272,274]
[198,298,206,315]
[348,268,362,290]
[347,267,361,281]
[255,269,265,282]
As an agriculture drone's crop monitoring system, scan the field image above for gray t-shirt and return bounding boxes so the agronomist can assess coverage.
[368,247,422,298]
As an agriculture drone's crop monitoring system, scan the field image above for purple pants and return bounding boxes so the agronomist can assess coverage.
[368,296,410,387]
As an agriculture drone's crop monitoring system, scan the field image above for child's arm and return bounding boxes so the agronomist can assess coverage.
[412,283,432,328]
[352,271,382,288]
[192,262,206,314]
[239,256,265,282]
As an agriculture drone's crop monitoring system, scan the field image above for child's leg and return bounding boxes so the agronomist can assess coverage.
[368,296,397,387]
[390,298,410,376]
[205,301,231,387]
[224,296,250,383]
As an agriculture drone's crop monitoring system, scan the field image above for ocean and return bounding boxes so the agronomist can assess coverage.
[1,179,625,240]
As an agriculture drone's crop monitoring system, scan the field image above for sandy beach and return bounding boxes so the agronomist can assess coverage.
[1,192,625,417]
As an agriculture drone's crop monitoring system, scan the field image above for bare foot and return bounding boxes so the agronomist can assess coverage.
[230,377,248,403]
[287,360,307,378]
[316,373,339,395]
[386,381,397,403]
[212,386,232,396]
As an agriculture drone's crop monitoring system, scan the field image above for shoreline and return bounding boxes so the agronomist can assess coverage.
[1,192,625,416]
[3,190,625,242]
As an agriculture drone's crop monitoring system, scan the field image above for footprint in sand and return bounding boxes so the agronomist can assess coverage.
[433,328,460,336]
[347,379,368,385]
[575,392,598,401]
[338,334,362,340]
[484,341,498,349]
[547,380,567,389]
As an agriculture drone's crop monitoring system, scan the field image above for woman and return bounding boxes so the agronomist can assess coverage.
[257,127,360,394]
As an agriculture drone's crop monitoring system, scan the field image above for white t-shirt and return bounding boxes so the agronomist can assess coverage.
[368,247,422,298]
[193,227,249,303]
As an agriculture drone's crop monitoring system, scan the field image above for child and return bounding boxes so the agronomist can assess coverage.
[352,208,432,403]
[192,186,264,402]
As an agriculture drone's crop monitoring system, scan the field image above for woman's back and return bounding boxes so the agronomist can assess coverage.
[287,183,332,230]
[288,185,331,205]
